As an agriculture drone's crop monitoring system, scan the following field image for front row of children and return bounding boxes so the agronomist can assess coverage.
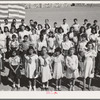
[4,41,96,91]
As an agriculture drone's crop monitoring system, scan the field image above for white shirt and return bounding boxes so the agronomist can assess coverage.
[61,23,69,34]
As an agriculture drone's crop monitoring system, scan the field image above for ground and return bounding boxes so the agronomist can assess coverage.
[1,6,100,91]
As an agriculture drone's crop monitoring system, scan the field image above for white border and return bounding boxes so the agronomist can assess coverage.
[0,1,100,99]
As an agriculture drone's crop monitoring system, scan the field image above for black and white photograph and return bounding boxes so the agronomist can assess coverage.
[0,1,100,94]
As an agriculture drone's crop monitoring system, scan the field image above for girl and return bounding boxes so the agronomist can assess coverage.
[86,23,92,41]
[25,46,38,91]
[39,46,52,90]
[37,24,43,36]
[78,34,87,76]
[61,34,74,56]
[29,28,39,52]
[83,41,97,90]
[44,24,50,35]
[66,47,79,91]
[72,18,80,33]
[37,30,47,56]
[46,31,56,56]
[56,27,64,48]
[7,50,21,90]
[52,47,64,91]
[9,34,19,51]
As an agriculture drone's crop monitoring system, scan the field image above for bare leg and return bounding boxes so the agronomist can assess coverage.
[69,79,73,91]
[58,78,61,90]
[29,79,32,91]
[72,79,75,91]
[56,79,58,90]
[88,78,92,90]
[33,79,36,91]
[83,78,86,90]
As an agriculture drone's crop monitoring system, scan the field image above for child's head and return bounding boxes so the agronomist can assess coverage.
[4,18,8,24]
[48,31,54,38]
[58,27,64,34]
[81,34,87,41]
[21,25,25,31]
[63,18,66,24]
[91,28,96,34]
[94,20,98,24]
[42,46,48,55]
[25,26,30,31]
[27,46,35,55]
[4,26,9,32]
[70,26,74,32]
[55,47,61,56]
[73,18,78,23]
[32,28,36,35]
[11,50,17,57]
[63,34,69,41]
[21,19,25,24]
[10,27,16,33]
[12,19,16,23]
[86,41,94,50]
[86,23,91,29]
[79,26,86,33]
[55,27,59,33]
[84,19,88,23]
[12,34,17,41]
[24,35,28,41]
[38,24,43,30]
[54,22,57,28]
[68,47,75,56]
[30,19,34,25]
[45,24,50,29]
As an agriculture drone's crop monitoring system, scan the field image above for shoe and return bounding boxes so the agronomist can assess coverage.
[33,86,36,91]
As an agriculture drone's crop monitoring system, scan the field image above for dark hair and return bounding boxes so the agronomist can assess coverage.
[74,18,77,21]
[40,29,46,35]
[68,47,75,54]
[38,24,43,29]
[55,27,59,33]
[10,27,16,33]
[25,26,30,31]
[48,31,55,38]
[69,26,74,32]
[11,50,17,56]
[86,23,91,27]
[4,26,9,32]
[58,27,64,33]
[63,18,66,22]
[94,20,97,23]
[84,19,88,22]
[54,22,57,24]
[81,33,87,39]
[24,35,28,38]
[45,24,50,29]
[79,26,86,33]
[91,28,96,34]
[12,34,16,38]
[55,47,61,53]
[27,46,36,55]
[34,21,38,25]
[86,41,94,48]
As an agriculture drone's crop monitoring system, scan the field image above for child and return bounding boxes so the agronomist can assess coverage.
[37,24,43,35]
[39,46,52,91]
[78,34,87,76]
[86,23,92,41]
[72,18,80,33]
[83,41,97,90]
[66,47,79,91]
[9,34,19,51]
[61,34,74,56]
[25,46,38,91]
[46,31,56,56]
[52,47,64,91]
[7,50,21,90]
[83,19,88,29]
[37,30,47,56]
[56,27,64,48]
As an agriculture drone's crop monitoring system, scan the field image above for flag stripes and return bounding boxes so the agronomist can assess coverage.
[0,4,25,23]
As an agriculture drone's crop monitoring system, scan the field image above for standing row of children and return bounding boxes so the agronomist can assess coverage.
[0,18,99,91]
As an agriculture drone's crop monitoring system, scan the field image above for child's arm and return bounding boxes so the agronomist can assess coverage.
[9,64,15,73]
[35,58,39,74]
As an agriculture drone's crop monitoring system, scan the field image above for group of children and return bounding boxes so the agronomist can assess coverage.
[0,18,99,91]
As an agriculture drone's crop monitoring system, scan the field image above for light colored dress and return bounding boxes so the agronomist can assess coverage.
[25,54,38,78]
[84,50,97,78]
[66,55,79,79]
[47,37,56,53]
[53,54,64,79]
[39,56,52,83]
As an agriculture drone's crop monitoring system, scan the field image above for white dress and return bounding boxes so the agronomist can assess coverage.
[0,33,7,53]
[47,37,56,53]
[61,23,69,34]
[66,55,79,79]
[39,56,52,83]
[61,40,74,50]
[84,50,97,78]
[25,54,38,78]
[53,54,64,79]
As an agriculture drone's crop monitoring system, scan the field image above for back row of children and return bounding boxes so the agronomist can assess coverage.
[0,18,99,91]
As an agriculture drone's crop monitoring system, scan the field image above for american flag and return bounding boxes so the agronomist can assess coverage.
[0,4,25,23]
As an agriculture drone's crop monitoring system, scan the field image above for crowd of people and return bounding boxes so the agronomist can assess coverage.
[0,18,99,91]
